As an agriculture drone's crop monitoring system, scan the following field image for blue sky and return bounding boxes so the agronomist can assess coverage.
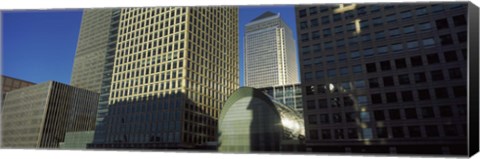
[1,6,297,85]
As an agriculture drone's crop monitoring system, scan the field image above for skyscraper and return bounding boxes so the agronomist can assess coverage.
[244,12,299,88]
[89,7,239,149]
[296,3,470,155]
[1,81,98,148]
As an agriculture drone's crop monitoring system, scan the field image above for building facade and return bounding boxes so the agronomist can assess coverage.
[89,7,239,149]
[258,83,303,114]
[244,12,299,88]
[296,3,469,155]
[59,131,95,149]
[1,75,35,106]
[218,87,304,152]
[1,81,98,148]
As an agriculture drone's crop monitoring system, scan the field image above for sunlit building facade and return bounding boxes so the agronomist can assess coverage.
[218,87,304,152]
[1,81,98,148]
[89,7,239,149]
[258,83,303,114]
[296,3,469,155]
[244,12,299,88]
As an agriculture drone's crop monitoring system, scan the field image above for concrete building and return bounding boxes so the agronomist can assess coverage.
[218,87,304,152]
[1,81,98,148]
[295,3,470,155]
[1,75,35,106]
[244,11,299,88]
[89,7,239,149]
[258,83,303,114]
[59,131,95,149]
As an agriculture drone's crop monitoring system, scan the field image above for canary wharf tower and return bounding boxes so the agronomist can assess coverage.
[89,7,239,149]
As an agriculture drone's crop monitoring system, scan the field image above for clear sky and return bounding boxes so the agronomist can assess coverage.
[1,6,297,86]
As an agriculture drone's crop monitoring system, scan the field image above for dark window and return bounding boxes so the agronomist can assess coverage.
[347,128,358,139]
[457,104,467,116]
[319,114,329,124]
[383,76,395,87]
[457,31,467,43]
[453,14,467,26]
[430,70,444,81]
[427,53,440,64]
[448,68,462,79]
[389,109,401,120]
[380,61,391,71]
[410,56,423,67]
[377,127,388,138]
[421,107,435,118]
[371,93,382,104]
[333,13,342,22]
[318,99,328,108]
[343,97,354,107]
[321,129,331,139]
[401,91,414,102]
[312,31,321,40]
[386,92,398,103]
[317,84,326,93]
[306,85,315,95]
[309,7,317,15]
[453,85,466,97]
[398,74,410,85]
[374,110,385,121]
[418,89,431,100]
[308,115,318,124]
[346,112,355,122]
[439,105,453,117]
[444,125,458,136]
[392,127,404,138]
[425,125,439,137]
[408,126,422,137]
[301,33,309,42]
[440,34,453,45]
[435,18,449,30]
[330,97,341,108]
[444,51,458,62]
[369,78,380,88]
[309,129,319,140]
[414,72,427,83]
[306,100,316,110]
[299,9,307,18]
[366,63,377,73]
[300,21,308,29]
[334,129,345,139]
[405,108,418,119]
[321,16,330,24]
[395,58,407,69]
[435,87,449,99]
[333,113,342,123]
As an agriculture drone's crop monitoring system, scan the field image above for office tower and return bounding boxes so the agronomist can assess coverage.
[70,9,116,93]
[296,3,469,155]
[1,75,34,105]
[258,83,303,114]
[1,81,98,148]
[244,11,299,88]
[59,131,95,149]
[218,87,304,152]
[89,7,239,149]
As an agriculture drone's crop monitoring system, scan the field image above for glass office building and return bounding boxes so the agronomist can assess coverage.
[258,83,303,114]
[218,87,305,152]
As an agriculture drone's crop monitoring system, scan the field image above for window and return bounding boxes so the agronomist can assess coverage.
[444,125,458,136]
[380,61,391,71]
[357,6,367,15]
[395,58,407,69]
[330,97,341,107]
[345,10,355,19]
[398,74,410,85]
[392,127,404,138]
[457,31,467,43]
[301,33,309,42]
[346,23,355,32]
[375,31,386,40]
[360,112,370,122]
[344,96,353,107]
[401,91,414,102]
[431,4,444,13]
[418,89,431,100]
[299,9,307,18]
[324,41,333,50]
[386,14,396,23]
[327,69,336,77]
[301,46,310,54]
[453,85,466,97]
[336,39,345,47]
[300,21,308,29]
[306,100,316,110]
[360,20,369,29]
[370,5,381,13]
[408,126,421,137]
[448,68,462,79]
[453,14,467,26]
[422,38,435,46]
[334,129,345,139]
[340,67,349,76]
[383,76,395,87]
[435,18,449,30]
[406,41,419,49]
[401,11,413,19]
[351,50,360,59]
[366,63,377,73]
[309,129,319,140]
[427,53,440,64]
[354,80,366,89]
[415,7,428,16]
[321,15,330,24]
[318,99,328,108]
[413,72,427,83]
[372,17,382,26]
[371,93,382,104]
[431,70,444,81]
[419,22,432,31]
[457,104,467,116]
[304,72,313,81]
[319,114,329,124]
[361,34,371,42]
[348,36,358,46]
[333,113,342,123]
[439,34,453,45]
[309,7,317,15]
[377,45,388,54]
[444,51,458,62]
[357,96,368,105]
[312,31,321,40]
[405,108,418,119]
[315,70,324,79]
[439,105,453,117]
[347,128,358,139]
[389,28,401,37]
[389,109,401,120]
[423,125,439,137]
[374,110,385,121]
[333,13,342,22]
[386,92,398,103]
[306,85,315,95]
[318,84,327,93]
[410,56,423,67]
[308,115,318,124]
[421,107,435,118]
[346,112,355,122]
[338,52,347,61]
[352,65,363,73]
[391,43,403,52]
[323,28,332,37]
[319,6,329,13]
[369,78,380,88]
[334,25,343,34]
[312,44,321,53]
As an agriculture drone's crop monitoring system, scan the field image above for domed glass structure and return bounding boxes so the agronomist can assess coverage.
[218,87,305,152]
